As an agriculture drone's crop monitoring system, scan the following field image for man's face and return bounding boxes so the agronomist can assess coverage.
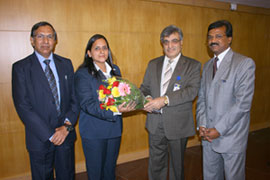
[162,32,183,59]
[207,26,232,56]
[30,25,56,58]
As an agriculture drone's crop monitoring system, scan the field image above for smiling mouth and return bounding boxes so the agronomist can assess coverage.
[210,43,219,47]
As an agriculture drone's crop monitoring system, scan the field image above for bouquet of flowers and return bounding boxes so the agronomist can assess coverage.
[98,76,147,112]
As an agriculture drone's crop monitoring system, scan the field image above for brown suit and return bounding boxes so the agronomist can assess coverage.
[140,54,201,179]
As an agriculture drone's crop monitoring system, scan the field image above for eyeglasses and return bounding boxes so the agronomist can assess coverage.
[162,39,181,45]
[34,34,55,40]
[207,34,226,40]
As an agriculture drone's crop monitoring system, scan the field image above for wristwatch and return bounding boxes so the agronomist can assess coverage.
[64,124,74,132]
[164,96,169,106]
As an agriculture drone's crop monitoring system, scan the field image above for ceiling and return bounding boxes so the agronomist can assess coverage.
[214,0,270,9]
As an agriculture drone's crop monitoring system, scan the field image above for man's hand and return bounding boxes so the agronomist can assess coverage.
[51,124,70,146]
[199,126,207,139]
[204,128,220,142]
[118,101,136,113]
[143,97,166,113]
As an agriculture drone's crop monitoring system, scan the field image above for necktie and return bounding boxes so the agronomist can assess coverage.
[44,59,61,116]
[162,59,173,96]
[213,57,219,79]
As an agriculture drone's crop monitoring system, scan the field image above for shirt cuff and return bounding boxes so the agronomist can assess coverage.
[49,135,53,141]
[113,112,122,116]
[64,118,71,124]
[165,95,169,105]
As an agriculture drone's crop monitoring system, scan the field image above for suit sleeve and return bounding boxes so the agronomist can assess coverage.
[140,62,152,97]
[168,61,201,106]
[75,69,119,122]
[215,58,255,136]
[196,63,208,128]
[63,60,79,125]
[12,63,54,142]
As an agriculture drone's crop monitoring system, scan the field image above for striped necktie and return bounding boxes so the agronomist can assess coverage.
[213,57,219,79]
[44,59,61,116]
[162,59,173,96]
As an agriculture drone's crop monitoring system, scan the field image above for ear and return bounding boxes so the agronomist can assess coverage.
[87,50,91,57]
[30,37,34,47]
[228,37,232,44]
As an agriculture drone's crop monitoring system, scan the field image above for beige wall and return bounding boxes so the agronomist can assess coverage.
[0,0,269,179]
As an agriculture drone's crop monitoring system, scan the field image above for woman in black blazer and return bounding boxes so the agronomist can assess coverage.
[75,34,135,180]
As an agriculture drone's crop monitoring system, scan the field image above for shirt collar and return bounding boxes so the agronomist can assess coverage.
[165,52,181,65]
[35,51,54,63]
[214,47,230,62]
[94,62,112,78]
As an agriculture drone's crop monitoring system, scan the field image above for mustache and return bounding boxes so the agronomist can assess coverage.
[210,42,219,46]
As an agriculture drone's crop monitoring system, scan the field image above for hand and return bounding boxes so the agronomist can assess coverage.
[199,126,207,139]
[143,97,166,113]
[204,128,220,142]
[51,125,69,146]
[118,101,136,113]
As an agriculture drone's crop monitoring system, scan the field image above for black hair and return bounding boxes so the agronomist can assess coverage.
[78,34,118,79]
[208,20,233,38]
[30,21,57,40]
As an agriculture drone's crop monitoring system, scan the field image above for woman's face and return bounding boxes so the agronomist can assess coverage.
[87,38,109,65]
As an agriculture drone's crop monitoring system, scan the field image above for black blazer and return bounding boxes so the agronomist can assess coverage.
[75,65,122,139]
[12,53,79,151]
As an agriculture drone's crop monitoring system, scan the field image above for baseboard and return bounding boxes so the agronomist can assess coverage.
[1,173,31,180]
[249,122,270,132]
[117,149,149,164]
[3,122,269,179]
[75,149,149,173]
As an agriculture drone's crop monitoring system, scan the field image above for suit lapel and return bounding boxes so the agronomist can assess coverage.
[205,57,215,90]
[30,53,51,93]
[213,49,233,83]
[166,55,186,93]
[156,57,164,96]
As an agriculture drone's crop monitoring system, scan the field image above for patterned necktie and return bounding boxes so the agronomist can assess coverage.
[162,59,173,96]
[43,59,61,116]
[213,57,219,79]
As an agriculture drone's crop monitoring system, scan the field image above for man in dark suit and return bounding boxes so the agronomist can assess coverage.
[140,25,201,180]
[196,20,255,180]
[12,21,79,180]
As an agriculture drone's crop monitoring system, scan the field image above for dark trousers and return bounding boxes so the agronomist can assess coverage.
[28,141,75,180]
[148,122,188,180]
[82,137,121,180]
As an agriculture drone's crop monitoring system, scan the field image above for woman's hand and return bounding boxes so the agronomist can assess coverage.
[118,101,136,113]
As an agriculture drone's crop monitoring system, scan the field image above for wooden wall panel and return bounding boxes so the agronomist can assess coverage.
[0,0,269,178]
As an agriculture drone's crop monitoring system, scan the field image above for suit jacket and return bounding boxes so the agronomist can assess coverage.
[196,49,256,153]
[74,65,122,139]
[12,53,79,151]
[140,55,201,139]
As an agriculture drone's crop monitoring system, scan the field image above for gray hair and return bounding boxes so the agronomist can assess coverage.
[160,25,183,42]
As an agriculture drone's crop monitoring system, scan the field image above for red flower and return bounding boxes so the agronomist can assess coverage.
[99,85,106,90]
[100,103,105,109]
[112,81,119,87]
[106,98,115,106]
[103,88,111,95]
